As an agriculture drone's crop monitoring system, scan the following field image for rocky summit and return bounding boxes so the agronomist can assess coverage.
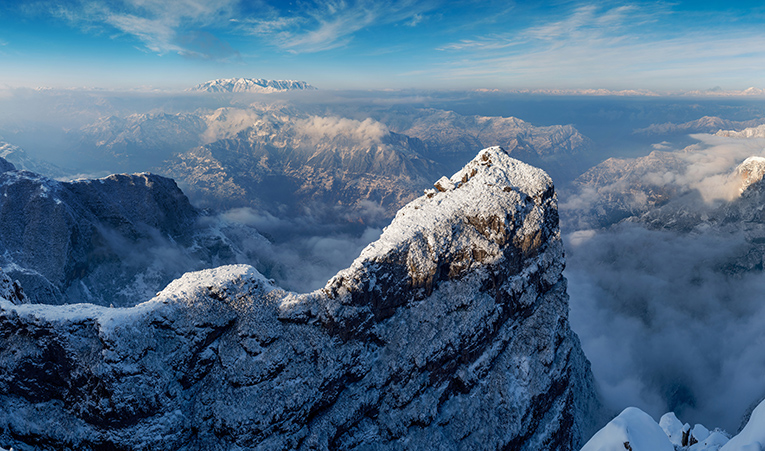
[0,147,602,450]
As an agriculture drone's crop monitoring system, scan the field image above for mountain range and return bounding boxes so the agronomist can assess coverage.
[190,78,316,93]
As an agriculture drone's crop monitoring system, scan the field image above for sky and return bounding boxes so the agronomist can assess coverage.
[0,0,764,91]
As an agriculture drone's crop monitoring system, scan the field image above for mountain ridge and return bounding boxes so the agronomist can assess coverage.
[190,78,316,93]
[0,147,603,450]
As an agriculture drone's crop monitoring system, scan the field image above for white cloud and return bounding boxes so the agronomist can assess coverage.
[51,0,239,58]
[563,132,765,431]
[434,2,765,90]
[242,0,437,53]
[296,115,389,144]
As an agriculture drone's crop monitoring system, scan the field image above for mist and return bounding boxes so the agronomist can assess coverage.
[206,207,383,293]
[563,133,765,432]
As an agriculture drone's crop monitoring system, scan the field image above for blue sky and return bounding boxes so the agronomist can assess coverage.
[0,0,763,91]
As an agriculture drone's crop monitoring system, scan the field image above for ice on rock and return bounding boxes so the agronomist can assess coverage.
[693,424,712,444]
[690,431,730,451]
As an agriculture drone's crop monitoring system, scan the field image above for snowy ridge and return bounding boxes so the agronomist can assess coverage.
[582,399,765,451]
[190,77,315,93]
[716,124,765,139]
[0,147,602,450]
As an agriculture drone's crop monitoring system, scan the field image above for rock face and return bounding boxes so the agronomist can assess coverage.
[0,163,200,306]
[0,147,602,450]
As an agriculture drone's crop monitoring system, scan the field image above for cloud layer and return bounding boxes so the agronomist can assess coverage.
[564,133,765,431]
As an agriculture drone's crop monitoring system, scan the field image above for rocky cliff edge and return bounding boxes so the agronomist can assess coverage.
[0,146,602,450]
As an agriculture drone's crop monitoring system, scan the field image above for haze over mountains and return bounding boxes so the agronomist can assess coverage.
[563,125,765,434]
[2,83,765,449]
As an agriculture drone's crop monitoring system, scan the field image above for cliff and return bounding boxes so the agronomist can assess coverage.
[0,147,602,450]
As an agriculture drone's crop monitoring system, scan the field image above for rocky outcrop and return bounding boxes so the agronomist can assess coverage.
[0,163,200,306]
[0,147,602,450]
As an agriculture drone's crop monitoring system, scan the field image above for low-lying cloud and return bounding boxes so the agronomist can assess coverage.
[296,115,389,145]
[566,224,765,432]
[213,207,383,293]
[563,133,765,432]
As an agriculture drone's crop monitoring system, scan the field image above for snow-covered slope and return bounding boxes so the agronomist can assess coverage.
[635,116,765,136]
[0,147,602,450]
[582,408,675,451]
[582,400,765,451]
[0,141,65,178]
[716,124,765,139]
[190,78,315,93]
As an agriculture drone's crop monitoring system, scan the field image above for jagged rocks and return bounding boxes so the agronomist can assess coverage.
[0,147,602,450]
[0,165,199,306]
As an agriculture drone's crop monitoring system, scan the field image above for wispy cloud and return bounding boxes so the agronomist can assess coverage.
[40,0,435,58]
[50,0,240,59]
[242,0,437,53]
[435,2,765,89]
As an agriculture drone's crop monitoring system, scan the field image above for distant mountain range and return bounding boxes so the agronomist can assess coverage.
[634,116,765,136]
[31,104,591,224]
[190,78,316,93]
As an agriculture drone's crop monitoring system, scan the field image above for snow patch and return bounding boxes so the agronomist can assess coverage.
[581,407,675,451]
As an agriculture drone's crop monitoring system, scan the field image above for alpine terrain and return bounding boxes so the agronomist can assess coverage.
[0,147,603,450]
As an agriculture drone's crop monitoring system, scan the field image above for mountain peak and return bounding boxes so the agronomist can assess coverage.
[735,155,765,192]
[0,146,601,450]
[189,77,316,93]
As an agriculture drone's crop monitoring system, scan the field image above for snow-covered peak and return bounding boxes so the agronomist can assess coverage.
[716,124,765,139]
[189,78,315,93]
[735,156,765,192]
[333,146,555,292]
[0,145,601,449]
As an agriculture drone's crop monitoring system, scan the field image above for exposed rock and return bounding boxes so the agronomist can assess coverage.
[0,147,602,450]
[0,156,15,173]
[0,269,25,305]
[161,112,439,221]
[0,169,200,306]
